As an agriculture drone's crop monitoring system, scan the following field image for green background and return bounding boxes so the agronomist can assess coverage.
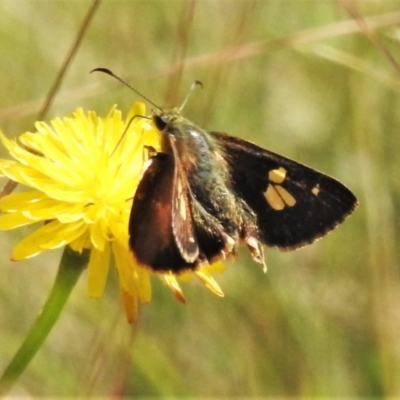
[1,0,400,397]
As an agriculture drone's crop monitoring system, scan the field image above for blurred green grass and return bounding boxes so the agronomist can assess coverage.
[1,0,400,397]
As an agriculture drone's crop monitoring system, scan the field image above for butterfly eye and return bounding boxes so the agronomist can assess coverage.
[153,115,168,131]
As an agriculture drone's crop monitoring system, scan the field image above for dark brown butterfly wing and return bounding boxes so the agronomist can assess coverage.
[129,149,199,272]
[211,131,358,249]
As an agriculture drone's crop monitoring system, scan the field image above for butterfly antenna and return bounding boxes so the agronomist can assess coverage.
[91,67,163,112]
[178,80,203,112]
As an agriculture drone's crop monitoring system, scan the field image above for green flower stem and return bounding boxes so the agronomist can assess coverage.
[0,247,88,395]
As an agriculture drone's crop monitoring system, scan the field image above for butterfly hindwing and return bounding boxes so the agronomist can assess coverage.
[211,131,358,249]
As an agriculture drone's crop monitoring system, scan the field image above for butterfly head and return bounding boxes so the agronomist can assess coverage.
[152,108,185,132]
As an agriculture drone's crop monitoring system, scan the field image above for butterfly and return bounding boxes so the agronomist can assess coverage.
[93,68,358,273]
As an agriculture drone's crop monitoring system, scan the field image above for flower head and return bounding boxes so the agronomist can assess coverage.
[0,103,224,322]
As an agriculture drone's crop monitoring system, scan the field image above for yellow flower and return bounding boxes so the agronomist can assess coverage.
[0,103,224,322]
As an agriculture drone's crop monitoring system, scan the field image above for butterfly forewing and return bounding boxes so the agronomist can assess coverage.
[129,149,199,272]
[211,131,358,249]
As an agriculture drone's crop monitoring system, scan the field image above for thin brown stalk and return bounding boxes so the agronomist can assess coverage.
[339,0,400,80]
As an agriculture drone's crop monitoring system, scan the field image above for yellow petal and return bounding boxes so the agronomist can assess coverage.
[19,132,92,185]
[87,243,110,298]
[0,212,35,229]
[113,241,135,293]
[20,199,83,222]
[194,270,225,297]
[120,289,138,324]
[69,229,91,253]
[132,259,152,303]
[126,102,147,123]
[90,218,107,251]
[0,190,46,211]
[12,220,87,259]
[164,274,186,303]
[39,221,88,250]
[203,261,226,274]
[0,160,50,188]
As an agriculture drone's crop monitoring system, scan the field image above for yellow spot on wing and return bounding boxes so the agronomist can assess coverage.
[268,167,287,184]
[264,183,296,210]
[264,185,285,210]
[311,184,320,196]
[275,185,296,206]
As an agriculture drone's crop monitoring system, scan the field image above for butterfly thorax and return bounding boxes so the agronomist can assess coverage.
[154,111,259,245]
